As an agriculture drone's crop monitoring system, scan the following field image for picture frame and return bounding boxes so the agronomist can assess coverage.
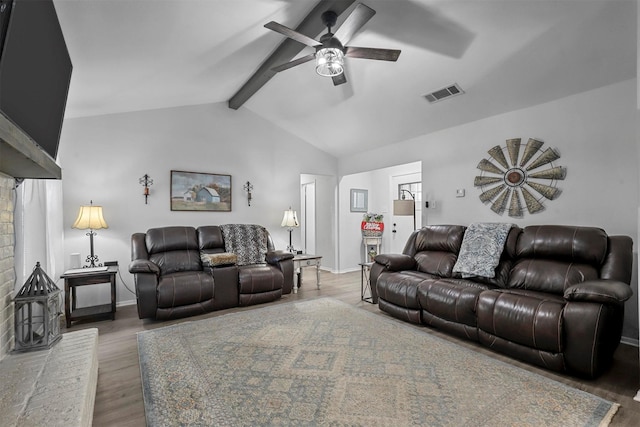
[350,189,368,212]
[170,170,232,211]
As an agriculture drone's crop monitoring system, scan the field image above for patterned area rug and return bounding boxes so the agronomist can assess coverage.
[137,298,619,426]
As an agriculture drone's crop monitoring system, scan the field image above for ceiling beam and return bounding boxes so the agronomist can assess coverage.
[228,0,356,110]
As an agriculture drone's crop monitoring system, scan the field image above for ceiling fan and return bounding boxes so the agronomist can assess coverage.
[264,3,401,86]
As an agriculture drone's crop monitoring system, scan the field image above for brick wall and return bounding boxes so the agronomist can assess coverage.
[0,174,15,360]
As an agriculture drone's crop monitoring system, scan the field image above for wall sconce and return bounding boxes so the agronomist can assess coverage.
[139,174,153,204]
[243,181,253,206]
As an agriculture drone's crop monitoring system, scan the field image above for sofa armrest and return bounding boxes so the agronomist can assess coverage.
[131,270,159,319]
[128,259,160,275]
[265,250,295,294]
[266,250,294,264]
[564,280,633,305]
[374,253,416,271]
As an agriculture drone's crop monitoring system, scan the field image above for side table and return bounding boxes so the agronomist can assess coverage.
[359,262,375,304]
[61,265,118,327]
[292,254,322,294]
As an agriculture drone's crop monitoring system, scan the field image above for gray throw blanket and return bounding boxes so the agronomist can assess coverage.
[219,224,268,266]
[452,222,513,278]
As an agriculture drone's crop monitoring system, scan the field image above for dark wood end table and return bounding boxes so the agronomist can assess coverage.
[61,265,118,327]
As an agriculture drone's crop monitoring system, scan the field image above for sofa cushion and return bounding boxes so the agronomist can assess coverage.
[507,226,608,294]
[413,225,466,254]
[197,226,226,251]
[220,224,268,266]
[149,250,202,275]
[515,225,608,265]
[411,225,465,277]
[414,251,458,277]
[477,289,565,353]
[376,271,428,310]
[146,226,202,275]
[146,226,199,254]
[156,271,215,308]
[417,278,494,327]
[509,259,599,294]
[238,265,283,294]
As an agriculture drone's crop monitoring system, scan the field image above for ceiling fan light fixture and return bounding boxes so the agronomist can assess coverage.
[315,47,344,77]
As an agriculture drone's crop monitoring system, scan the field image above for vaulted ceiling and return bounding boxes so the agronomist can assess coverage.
[54,0,636,158]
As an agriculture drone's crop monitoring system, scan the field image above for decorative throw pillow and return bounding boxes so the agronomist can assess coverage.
[452,222,513,278]
[201,252,237,267]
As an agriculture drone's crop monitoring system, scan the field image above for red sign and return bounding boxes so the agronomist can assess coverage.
[361,221,384,232]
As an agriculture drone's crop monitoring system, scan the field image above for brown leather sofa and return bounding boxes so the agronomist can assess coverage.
[371,224,633,378]
[129,225,294,320]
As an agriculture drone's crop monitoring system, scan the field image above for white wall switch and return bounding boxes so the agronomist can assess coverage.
[456,189,465,197]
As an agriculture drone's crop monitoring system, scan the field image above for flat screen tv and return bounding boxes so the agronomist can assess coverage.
[0,0,72,160]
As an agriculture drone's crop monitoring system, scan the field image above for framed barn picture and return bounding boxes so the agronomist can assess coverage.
[170,170,232,211]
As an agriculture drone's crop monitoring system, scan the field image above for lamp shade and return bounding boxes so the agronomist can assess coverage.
[393,199,415,216]
[72,204,108,230]
[315,47,344,77]
[281,208,299,228]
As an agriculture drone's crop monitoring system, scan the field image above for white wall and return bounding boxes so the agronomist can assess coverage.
[338,162,421,272]
[58,102,338,306]
[300,174,337,271]
[339,78,639,342]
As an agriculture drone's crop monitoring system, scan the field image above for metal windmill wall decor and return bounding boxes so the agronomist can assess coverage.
[474,138,566,217]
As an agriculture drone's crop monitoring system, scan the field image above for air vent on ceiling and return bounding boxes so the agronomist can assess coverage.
[424,83,464,103]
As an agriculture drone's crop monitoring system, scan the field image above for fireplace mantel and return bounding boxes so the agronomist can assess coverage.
[0,112,61,179]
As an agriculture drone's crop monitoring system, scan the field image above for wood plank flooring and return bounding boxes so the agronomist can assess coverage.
[62,270,640,426]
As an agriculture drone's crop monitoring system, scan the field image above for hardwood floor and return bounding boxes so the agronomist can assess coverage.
[62,270,640,426]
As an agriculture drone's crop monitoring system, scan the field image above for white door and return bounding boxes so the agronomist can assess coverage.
[302,181,316,255]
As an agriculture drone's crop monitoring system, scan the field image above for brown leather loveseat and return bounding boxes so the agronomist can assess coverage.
[371,224,633,378]
[129,224,294,320]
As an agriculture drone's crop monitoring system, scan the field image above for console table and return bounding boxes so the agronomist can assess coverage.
[292,254,322,294]
[61,265,118,327]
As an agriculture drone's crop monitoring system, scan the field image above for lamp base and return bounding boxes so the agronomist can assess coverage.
[84,255,101,268]
[84,230,102,268]
[287,228,295,253]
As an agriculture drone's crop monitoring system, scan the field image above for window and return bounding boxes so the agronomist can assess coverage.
[398,182,421,203]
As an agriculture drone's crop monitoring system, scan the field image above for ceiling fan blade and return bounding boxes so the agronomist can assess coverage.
[264,21,321,48]
[271,53,316,73]
[371,1,474,59]
[332,73,347,86]
[344,46,400,61]
[333,3,376,45]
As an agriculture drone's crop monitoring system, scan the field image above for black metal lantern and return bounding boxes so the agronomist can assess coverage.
[13,262,62,352]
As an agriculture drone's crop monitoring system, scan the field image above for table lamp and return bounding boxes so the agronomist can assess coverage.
[72,200,108,267]
[281,207,299,253]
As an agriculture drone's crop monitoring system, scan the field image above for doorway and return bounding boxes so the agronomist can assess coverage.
[301,181,316,254]
[390,173,422,253]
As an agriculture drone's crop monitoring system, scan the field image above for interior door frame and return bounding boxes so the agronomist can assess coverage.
[301,180,316,255]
